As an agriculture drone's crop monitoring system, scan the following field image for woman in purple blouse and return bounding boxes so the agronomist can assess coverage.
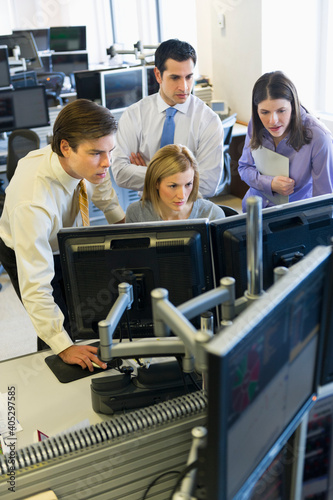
[238,71,333,211]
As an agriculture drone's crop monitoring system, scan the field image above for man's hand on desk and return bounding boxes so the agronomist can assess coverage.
[58,345,107,372]
[130,152,146,166]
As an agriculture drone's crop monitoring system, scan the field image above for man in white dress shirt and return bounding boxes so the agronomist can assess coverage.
[0,99,125,370]
[111,38,224,198]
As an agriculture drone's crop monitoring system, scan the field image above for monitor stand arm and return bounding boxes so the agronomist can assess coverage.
[172,426,208,500]
[98,282,187,363]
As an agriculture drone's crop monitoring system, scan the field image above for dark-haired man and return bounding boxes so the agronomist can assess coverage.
[111,38,224,198]
[0,99,125,370]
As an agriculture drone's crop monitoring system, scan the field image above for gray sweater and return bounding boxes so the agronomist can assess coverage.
[125,198,225,223]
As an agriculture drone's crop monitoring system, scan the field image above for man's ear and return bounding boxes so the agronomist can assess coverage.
[154,67,162,85]
[60,139,71,157]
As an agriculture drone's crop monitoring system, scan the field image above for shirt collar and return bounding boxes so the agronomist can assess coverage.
[157,91,191,115]
[49,146,81,195]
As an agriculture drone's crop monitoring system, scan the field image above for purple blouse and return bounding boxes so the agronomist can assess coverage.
[238,107,333,212]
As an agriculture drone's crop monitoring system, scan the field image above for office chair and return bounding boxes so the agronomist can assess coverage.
[37,72,65,106]
[218,204,239,217]
[0,129,40,291]
[7,129,40,183]
[215,113,238,195]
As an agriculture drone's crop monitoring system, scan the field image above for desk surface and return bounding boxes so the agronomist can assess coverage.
[233,122,247,137]
[0,348,113,450]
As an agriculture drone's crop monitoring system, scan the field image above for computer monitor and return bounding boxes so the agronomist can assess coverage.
[0,45,11,88]
[204,244,332,500]
[100,66,143,113]
[57,219,213,340]
[10,70,38,89]
[50,26,86,52]
[74,66,130,102]
[51,52,89,77]
[0,86,49,133]
[210,194,333,298]
[13,29,50,52]
[0,32,43,70]
[145,65,159,96]
[74,69,103,102]
[319,250,333,385]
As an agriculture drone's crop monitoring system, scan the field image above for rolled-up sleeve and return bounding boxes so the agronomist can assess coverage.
[91,169,125,223]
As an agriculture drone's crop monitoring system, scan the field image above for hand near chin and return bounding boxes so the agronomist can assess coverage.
[58,345,107,372]
[130,152,146,166]
[271,176,295,196]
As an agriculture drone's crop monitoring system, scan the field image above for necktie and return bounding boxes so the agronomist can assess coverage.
[160,107,177,148]
[78,179,90,227]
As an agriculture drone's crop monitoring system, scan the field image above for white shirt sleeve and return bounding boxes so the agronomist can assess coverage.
[111,109,148,192]
[191,110,224,197]
[10,202,73,354]
[91,169,125,223]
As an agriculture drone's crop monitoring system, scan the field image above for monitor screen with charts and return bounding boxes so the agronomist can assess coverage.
[50,26,86,52]
[204,245,332,500]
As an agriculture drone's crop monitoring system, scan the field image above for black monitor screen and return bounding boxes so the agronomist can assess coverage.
[0,86,49,133]
[205,245,332,500]
[51,52,89,76]
[100,67,143,112]
[50,26,86,51]
[14,29,50,52]
[210,194,333,298]
[0,45,11,88]
[74,69,102,101]
[0,32,42,69]
[145,65,159,96]
[57,220,213,340]
[319,251,333,385]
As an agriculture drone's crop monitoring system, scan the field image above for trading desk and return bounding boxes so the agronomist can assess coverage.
[0,347,207,499]
[0,348,111,450]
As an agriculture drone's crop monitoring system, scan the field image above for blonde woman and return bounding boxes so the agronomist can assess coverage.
[126,144,225,222]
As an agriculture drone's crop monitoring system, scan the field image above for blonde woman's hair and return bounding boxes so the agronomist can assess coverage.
[142,144,200,215]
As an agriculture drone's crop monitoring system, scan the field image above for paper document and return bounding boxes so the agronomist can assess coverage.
[252,147,289,205]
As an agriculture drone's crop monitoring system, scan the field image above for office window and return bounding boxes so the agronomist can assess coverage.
[111,0,159,48]
[158,0,197,49]
[109,0,197,65]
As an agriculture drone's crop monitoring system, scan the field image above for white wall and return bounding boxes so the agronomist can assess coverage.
[261,0,320,113]
[0,0,13,35]
[195,0,213,80]
[207,0,262,123]
[198,0,324,123]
